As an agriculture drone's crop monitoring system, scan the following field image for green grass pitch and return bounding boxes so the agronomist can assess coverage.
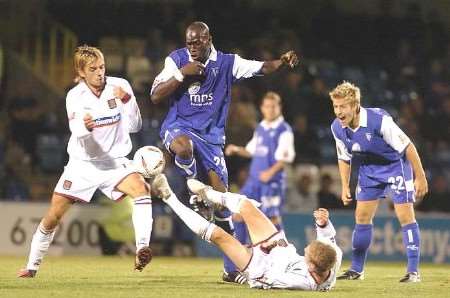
[1,256,449,298]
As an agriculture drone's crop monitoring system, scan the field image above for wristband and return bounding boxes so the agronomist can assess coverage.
[174,69,184,82]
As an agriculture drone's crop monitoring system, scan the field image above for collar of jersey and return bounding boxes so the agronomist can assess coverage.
[261,116,284,130]
[79,77,110,98]
[186,44,217,66]
[343,107,367,132]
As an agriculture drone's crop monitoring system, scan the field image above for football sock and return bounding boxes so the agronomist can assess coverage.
[402,222,420,273]
[132,196,153,251]
[203,189,245,213]
[165,193,216,242]
[174,155,197,178]
[26,223,56,270]
[350,224,373,273]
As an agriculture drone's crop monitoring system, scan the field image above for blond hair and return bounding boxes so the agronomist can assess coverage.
[306,240,337,273]
[262,91,282,105]
[73,45,104,83]
[329,81,361,105]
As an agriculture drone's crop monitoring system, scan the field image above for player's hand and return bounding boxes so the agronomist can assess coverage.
[83,113,95,131]
[280,50,299,68]
[341,186,352,206]
[314,208,329,227]
[259,169,273,183]
[225,144,239,156]
[181,62,205,76]
[414,175,428,199]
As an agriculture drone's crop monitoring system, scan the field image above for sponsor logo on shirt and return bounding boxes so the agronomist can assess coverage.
[94,113,121,128]
[188,82,213,106]
[211,67,219,76]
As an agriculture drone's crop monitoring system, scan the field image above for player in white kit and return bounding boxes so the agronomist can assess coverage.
[150,174,342,291]
[18,45,153,277]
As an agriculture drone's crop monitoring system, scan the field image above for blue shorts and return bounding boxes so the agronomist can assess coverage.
[356,158,415,204]
[241,177,285,218]
[162,127,229,188]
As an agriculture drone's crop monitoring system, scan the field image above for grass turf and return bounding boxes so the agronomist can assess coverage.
[1,256,449,298]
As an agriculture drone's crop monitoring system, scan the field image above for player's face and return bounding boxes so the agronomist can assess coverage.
[261,99,281,122]
[332,97,358,127]
[79,56,106,90]
[186,29,211,63]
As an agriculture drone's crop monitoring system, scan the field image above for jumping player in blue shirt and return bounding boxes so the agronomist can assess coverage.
[150,22,298,283]
[225,91,295,246]
[329,82,428,283]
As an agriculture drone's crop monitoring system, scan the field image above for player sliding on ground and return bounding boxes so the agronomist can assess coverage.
[150,174,342,291]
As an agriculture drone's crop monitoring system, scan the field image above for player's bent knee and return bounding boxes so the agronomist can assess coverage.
[355,212,373,224]
[171,136,193,158]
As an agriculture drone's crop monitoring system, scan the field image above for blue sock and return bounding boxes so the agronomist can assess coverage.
[350,224,373,273]
[274,222,283,232]
[233,220,248,245]
[402,222,420,273]
[174,155,197,178]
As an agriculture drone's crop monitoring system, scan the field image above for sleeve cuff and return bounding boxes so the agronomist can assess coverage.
[173,69,184,82]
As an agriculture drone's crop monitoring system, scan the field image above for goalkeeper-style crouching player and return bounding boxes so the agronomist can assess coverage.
[151,174,342,291]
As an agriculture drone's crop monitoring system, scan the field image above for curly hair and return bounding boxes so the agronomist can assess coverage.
[306,240,337,273]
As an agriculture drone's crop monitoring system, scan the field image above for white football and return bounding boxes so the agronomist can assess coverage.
[133,146,165,178]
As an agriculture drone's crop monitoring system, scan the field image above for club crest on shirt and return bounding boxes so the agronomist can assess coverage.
[107,98,117,109]
[351,143,361,152]
[365,133,372,141]
[211,67,219,76]
[188,82,201,95]
[63,180,72,190]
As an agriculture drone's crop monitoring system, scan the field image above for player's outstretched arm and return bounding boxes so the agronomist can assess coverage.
[225,144,252,158]
[260,50,299,74]
[405,143,428,199]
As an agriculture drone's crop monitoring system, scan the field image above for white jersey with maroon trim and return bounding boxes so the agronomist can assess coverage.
[66,76,142,161]
[245,221,342,291]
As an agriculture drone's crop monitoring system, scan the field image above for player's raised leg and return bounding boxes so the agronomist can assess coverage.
[188,179,278,244]
[116,173,153,271]
[18,194,73,278]
[152,174,252,270]
[169,134,198,178]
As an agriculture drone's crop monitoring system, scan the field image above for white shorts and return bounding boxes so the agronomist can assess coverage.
[244,232,301,289]
[54,157,138,202]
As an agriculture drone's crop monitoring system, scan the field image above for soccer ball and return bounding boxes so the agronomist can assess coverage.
[133,146,165,178]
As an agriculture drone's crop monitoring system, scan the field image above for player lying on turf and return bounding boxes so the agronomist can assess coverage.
[150,174,342,291]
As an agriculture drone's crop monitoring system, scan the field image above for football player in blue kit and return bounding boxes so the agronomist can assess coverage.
[225,91,295,245]
[150,21,298,283]
[329,82,428,283]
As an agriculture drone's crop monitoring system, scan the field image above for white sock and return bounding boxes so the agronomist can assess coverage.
[204,189,255,214]
[26,223,55,271]
[132,196,153,251]
[165,193,216,242]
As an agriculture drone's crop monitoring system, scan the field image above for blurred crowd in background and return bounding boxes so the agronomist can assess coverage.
[0,0,449,213]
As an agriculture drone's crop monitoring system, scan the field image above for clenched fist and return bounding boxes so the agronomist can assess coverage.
[280,51,299,68]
